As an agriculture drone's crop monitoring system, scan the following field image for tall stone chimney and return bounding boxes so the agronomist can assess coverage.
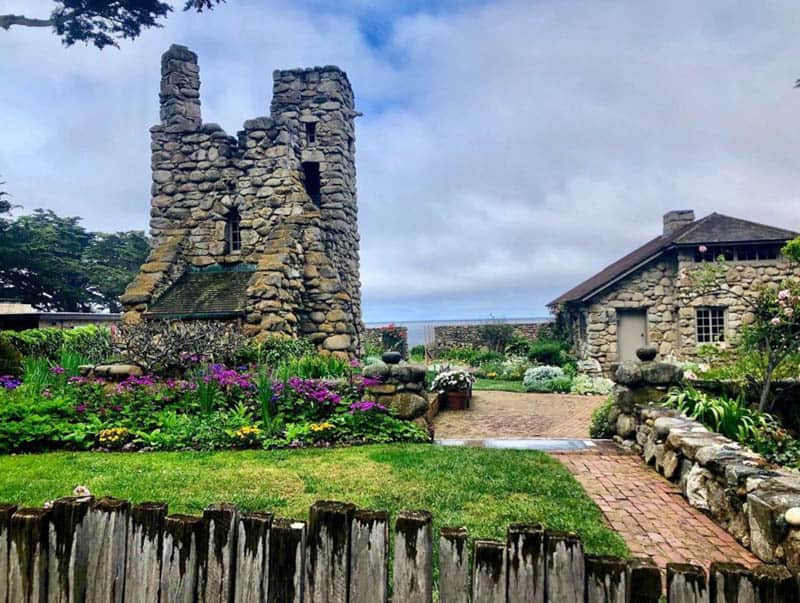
[663,210,695,235]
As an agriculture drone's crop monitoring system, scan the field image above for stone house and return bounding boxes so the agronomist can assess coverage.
[549,210,798,372]
[121,45,363,357]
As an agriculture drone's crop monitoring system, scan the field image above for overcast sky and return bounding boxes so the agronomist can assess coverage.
[2,0,800,322]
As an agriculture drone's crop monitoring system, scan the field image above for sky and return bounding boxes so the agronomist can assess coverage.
[1,0,800,323]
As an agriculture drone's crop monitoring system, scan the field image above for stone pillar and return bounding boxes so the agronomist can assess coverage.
[160,44,201,132]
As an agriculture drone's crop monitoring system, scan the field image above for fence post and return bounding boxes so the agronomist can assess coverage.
[545,531,585,603]
[667,563,708,603]
[8,508,50,603]
[393,510,433,603]
[708,562,753,603]
[0,504,17,603]
[585,555,627,603]
[200,502,238,603]
[628,558,662,603]
[234,511,272,603]
[349,510,389,603]
[267,518,306,603]
[507,523,545,603]
[305,501,355,603]
[472,539,507,603]
[48,496,94,603]
[439,527,469,603]
[86,497,130,603]
[123,501,167,603]
[160,514,203,603]
[750,564,795,603]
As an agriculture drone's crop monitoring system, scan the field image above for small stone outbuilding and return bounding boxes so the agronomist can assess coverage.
[550,210,798,372]
[121,45,363,357]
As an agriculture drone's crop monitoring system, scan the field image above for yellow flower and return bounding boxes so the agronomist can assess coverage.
[234,426,261,440]
[310,422,334,432]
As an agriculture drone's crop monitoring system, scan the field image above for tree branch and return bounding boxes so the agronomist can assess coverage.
[0,14,54,30]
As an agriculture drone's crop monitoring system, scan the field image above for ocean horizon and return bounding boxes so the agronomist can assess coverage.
[364,317,551,347]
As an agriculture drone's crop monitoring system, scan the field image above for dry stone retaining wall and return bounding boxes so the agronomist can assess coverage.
[2,497,795,601]
[432,322,548,354]
[608,355,800,572]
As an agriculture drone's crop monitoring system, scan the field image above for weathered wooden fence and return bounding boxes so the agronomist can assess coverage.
[0,497,798,602]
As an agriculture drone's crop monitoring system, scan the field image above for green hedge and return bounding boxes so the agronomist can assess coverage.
[1,325,113,363]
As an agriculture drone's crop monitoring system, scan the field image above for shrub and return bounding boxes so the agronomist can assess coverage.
[2,325,112,363]
[497,355,533,380]
[441,347,503,367]
[589,396,615,438]
[237,336,314,367]
[0,336,22,377]
[479,322,515,351]
[528,339,569,366]
[570,375,614,396]
[523,365,573,392]
[409,344,426,360]
[112,320,247,374]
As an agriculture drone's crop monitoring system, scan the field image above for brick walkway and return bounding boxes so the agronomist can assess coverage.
[555,452,759,571]
[432,391,604,439]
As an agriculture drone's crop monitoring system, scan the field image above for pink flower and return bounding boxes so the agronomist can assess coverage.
[684,370,698,381]
[771,317,781,325]
[698,245,708,253]
[778,289,791,300]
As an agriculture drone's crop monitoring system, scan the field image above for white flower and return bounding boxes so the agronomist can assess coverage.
[43,500,54,510]
[73,485,91,497]
[771,317,782,325]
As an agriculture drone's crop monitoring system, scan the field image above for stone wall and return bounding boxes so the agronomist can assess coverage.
[363,360,432,428]
[362,326,409,357]
[121,45,362,357]
[565,250,800,371]
[607,354,800,571]
[432,322,549,354]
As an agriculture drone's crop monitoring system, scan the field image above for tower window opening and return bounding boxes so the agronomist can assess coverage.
[225,208,241,253]
[302,162,321,206]
[305,122,317,144]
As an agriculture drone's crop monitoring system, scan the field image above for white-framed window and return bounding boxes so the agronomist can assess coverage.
[696,307,725,343]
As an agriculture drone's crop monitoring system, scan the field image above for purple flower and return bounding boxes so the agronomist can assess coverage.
[349,400,388,414]
[50,366,65,375]
[0,376,21,390]
[349,359,360,367]
[75,404,87,414]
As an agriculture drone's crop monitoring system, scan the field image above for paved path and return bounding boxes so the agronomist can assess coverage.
[432,390,604,439]
[556,451,759,571]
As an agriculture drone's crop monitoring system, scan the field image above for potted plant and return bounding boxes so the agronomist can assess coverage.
[430,369,475,410]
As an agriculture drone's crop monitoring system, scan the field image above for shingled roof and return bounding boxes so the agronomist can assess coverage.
[549,212,797,306]
[145,269,253,319]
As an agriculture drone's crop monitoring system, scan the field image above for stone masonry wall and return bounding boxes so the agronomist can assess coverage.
[568,250,800,371]
[608,356,800,572]
[121,45,363,357]
[432,322,548,354]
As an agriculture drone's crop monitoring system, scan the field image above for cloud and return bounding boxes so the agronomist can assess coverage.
[1,0,800,322]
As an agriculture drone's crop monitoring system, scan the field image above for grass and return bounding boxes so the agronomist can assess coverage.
[0,445,626,557]
[472,378,528,393]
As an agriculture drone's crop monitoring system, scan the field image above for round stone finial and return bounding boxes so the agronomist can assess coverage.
[636,346,658,362]
[785,507,800,527]
[382,351,402,365]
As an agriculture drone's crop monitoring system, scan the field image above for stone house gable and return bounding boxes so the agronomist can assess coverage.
[551,210,798,372]
[121,45,363,356]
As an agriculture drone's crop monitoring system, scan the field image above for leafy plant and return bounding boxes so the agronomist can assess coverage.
[528,339,570,366]
[570,375,614,396]
[589,396,615,438]
[478,322,515,352]
[523,365,572,392]
[237,336,314,367]
[0,336,22,377]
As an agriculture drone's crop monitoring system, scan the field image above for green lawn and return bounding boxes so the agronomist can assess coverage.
[0,445,626,557]
[472,378,528,393]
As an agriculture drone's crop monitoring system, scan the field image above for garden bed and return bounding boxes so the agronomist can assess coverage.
[0,445,628,558]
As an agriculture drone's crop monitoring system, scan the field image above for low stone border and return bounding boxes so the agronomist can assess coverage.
[608,352,800,571]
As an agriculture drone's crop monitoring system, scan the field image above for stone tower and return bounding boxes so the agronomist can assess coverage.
[121,45,363,357]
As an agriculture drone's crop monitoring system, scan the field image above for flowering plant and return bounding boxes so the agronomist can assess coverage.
[430,369,475,392]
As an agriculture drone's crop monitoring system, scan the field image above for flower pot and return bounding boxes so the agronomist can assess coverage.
[445,390,469,410]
